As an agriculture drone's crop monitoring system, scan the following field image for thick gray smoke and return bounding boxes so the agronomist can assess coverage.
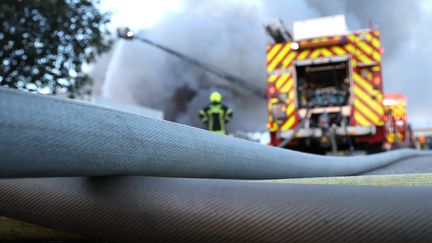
[95,0,432,131]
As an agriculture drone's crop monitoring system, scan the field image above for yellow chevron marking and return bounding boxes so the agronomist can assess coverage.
[267,44,291,72]
[331,46,346,56]
[286,103,295,116]
[281,116,296,130]
[354,73,375,95]
[310,48,322,58]
[354,112,372,126]
[347,35,358,42]
[280,78,294,93]
[354,86,384,115]
[275,73,290,89]
[371,37,380,49]
[372,51,381,62]
[321,48,333,57]
[288,90,295,100]
[268,74,279,83]
[282,51,298,67]
[354,99,380,124]
[357,53,374,64]
[357,41,373,55]
[345,44,356,54]
[267,44,282,62]
[297,49,311,60]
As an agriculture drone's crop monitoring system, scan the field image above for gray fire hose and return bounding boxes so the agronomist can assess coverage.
[1,87,431,179]
[1,176,432,243]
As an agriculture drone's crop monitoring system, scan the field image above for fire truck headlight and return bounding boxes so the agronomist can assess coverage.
[291,42,300,50]
[396,120,404,127]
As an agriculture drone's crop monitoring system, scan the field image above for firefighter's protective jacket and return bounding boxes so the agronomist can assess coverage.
[199,102,233,134]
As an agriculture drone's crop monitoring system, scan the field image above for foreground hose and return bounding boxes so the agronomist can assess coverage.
[0,87,430,179]
[1,176,432,243]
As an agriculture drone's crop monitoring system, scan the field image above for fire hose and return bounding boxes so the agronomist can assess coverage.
[2,87,432,242]
[0,87,431,179]
[1,176,432,242]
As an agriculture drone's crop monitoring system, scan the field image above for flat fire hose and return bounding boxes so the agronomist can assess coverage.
[2,87,432,242]
[1,176,432,242]
[0,87,431,179]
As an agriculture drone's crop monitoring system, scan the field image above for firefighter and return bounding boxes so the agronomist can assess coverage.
[199,91,233,134]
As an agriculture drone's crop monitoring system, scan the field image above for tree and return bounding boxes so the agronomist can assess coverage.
[0,0,111,97]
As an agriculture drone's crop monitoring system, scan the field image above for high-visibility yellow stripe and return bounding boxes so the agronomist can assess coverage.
[353,73,375,94]
[267,44,282,62]
[357,41,373,55]
[354,112,372,126]
[354,86,384,115]
[352,59,357,68]
[282,51,297,67]
[286,103,295,116]
[365,33,372,41]
[288,90,295,100]
[348,35,376,63]
[267,44,291,72]
[358,40,381,62]
[347,35,357,42]
[357,53,374,64]
[354,99,380,124]
[310,48,322,58]
[281,116,296,130]
[331,46,346,55]
[268,75,279,83]
[275,73,290,89]
[345,44,356,54]
[297,49,311,60]
[321,48,333,57]
[280,78,294,93]
[371,37,380,49]
[372,51,381,62]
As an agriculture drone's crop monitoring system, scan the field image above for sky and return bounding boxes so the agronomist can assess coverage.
[91,0,432,131]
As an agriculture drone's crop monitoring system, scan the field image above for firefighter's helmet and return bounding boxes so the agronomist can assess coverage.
[210,92,222,103]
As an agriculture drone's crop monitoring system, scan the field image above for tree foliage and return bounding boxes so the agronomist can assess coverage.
[0,0,111,97]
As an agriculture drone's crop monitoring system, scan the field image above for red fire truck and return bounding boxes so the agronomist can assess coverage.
[266,16,389,153]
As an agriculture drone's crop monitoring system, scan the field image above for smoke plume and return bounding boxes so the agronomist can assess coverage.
[93,0,431,131]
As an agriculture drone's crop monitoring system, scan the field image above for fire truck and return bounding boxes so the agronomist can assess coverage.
[383,94,414,149]
[265,16,389,153]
